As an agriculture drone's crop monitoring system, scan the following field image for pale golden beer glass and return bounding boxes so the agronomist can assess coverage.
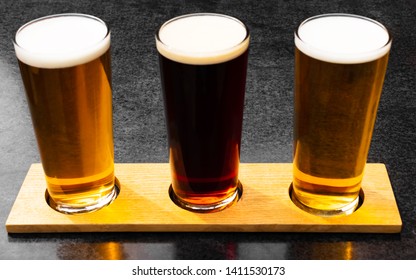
[14,14,119,214]
[292,14,391,216]
[156,14,250,212]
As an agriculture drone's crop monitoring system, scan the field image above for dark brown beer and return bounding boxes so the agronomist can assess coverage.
[293,14,391,215]
[14,14,117,213]
[156,14,250,212]
[159,50,248,207]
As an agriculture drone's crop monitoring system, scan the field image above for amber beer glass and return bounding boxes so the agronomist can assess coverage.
[156,13,250,212]
[292,14,391,216]
[14,14,118,214]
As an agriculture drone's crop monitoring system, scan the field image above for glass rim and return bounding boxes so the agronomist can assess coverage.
[295,13,392,64]
[14,13,111,68]
[155,13,250,64]
[14,13,110,50]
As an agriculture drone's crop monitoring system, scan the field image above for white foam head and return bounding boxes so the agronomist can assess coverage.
[156,13,249,65]
[295,14,391,64]
[14,14,110,68]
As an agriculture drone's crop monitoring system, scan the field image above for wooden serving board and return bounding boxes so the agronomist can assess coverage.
[5,163,402,233]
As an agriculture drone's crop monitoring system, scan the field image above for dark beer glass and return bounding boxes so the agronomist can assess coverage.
[14,14,118,214]
[292,14,392,216]
[156,13,250,212]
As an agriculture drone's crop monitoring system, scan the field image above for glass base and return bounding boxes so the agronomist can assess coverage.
[45,177,120,214]
[169,181,243,213]
[289,184,363,217]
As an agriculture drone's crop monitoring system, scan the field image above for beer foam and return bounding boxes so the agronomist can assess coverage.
[14,14,110,68]
[295,14,391,64]
[156,14,249,65]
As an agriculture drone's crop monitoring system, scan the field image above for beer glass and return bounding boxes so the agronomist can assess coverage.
[14,14,119,214]
[156,13,250,212]
[292,14,391,216]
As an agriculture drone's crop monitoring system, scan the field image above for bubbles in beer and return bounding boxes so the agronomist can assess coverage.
[295,14,391,64]
[14,14,110,68]
[156,14,249,65]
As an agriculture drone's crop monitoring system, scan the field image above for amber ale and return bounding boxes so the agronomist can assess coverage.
[156,14,250,212]
[14,14,118,214]
[293,14,391,215]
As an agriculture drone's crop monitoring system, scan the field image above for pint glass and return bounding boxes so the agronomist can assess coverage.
[14,14,119,214]
[156,13,250,212]
[292,14,391,216]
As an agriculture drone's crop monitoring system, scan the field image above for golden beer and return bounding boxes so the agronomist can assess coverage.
[293,14,391,216]
[14,14,118,214]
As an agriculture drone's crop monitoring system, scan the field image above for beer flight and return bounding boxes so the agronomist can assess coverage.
[13,13,391,217]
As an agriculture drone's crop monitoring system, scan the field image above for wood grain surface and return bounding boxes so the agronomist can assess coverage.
[5,163,402,233]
